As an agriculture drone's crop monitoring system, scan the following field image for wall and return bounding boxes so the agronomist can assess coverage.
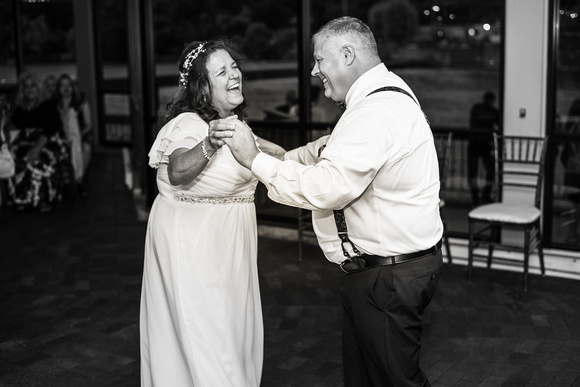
[502,0,550,244]
[503,0,549,138]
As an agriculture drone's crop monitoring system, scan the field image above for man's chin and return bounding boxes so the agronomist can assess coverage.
[323,88,333,100]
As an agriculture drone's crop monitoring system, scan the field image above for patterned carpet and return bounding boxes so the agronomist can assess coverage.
[0,150,579,387]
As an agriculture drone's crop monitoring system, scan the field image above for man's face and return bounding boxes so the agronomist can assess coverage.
[311,36,348,103]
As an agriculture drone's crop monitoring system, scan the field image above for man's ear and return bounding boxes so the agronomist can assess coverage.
[341,45,355,66]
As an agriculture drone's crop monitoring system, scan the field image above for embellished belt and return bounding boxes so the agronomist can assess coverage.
[340,240,442,273]
[174,193,254,205]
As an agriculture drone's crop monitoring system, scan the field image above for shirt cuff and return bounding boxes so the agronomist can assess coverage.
[251,152,280,186]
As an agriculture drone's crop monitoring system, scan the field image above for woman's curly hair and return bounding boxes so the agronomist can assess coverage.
[157,39,248,130]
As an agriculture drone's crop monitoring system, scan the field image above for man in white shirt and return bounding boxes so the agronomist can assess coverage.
[211,16,443,387]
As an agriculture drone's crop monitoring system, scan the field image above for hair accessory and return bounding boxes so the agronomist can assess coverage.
[179,43,206,87]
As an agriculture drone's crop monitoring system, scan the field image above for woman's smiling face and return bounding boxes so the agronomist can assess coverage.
[206,49,243,118]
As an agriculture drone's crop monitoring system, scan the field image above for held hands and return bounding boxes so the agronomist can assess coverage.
[209,116,260,169]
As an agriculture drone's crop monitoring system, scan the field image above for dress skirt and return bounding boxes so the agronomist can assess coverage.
[140,194,263,387]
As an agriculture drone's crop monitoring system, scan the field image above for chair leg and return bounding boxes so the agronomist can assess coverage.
[536,221,545,277]
[441,217,452,264]
[443,234,452,264]
[467,218,474,284]
[487,225,497,269]
[523,227,530,292]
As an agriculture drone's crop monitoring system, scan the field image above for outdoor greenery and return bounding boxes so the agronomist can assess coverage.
[0,0,506,65]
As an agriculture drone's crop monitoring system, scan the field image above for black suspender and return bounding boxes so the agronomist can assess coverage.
[366,86,417,102]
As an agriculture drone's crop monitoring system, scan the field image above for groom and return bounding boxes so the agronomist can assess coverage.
[211,16,443,387]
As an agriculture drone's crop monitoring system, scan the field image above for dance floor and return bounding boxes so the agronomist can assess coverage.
[1,150,579,386]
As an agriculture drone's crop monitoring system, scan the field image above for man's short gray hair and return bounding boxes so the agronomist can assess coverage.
[312,16,378,57]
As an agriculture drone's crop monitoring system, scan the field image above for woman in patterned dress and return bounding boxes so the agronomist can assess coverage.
[6,72,69,212]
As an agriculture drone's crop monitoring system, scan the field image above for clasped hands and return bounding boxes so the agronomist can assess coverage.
[208,116,260,169]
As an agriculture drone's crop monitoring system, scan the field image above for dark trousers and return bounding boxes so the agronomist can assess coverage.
[340,250,443,387]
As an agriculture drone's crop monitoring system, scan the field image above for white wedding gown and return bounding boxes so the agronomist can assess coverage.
[140,113,263,387]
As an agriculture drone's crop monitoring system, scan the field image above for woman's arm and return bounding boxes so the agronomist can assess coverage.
[256,136,286,160]
[80,103,93,138]
[25,135,48,163]
[167,137,217,186]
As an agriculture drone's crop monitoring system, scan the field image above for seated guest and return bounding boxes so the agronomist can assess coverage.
[5,72,69,212]
[40,74,57,102]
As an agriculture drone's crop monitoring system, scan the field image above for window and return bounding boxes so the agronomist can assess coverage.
[550,0,580,249]
[0,0,75,102]
[94,0,132,145]
[152,0,301,124]
[133,0,505,226]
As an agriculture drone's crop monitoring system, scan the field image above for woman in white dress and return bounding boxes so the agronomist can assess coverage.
[140,40,285,387]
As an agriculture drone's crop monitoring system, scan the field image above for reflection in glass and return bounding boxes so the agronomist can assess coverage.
[552,0,580,247]
[555,0,580,135]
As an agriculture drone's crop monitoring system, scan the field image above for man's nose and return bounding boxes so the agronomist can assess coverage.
[311,63,319,77]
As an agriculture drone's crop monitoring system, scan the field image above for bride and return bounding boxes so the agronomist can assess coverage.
[140,39,285,387]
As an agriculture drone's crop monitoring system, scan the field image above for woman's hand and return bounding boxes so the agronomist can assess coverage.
[209,116,260,169]
[208,115,238,149]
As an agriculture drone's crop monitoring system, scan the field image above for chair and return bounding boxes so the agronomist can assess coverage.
[467,134,548,292]
[433,131,453,264]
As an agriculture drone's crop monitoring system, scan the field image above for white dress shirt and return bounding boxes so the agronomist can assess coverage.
[252,63,444,264]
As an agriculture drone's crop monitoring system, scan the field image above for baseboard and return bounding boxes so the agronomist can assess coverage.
[257,225,580,281]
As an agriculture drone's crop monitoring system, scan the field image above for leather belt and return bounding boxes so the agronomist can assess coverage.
[340,240,442,273]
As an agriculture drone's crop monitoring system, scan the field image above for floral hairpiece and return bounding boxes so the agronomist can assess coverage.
[179,43,206,87]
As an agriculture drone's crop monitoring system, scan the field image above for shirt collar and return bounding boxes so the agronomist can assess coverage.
[343,63,388,109]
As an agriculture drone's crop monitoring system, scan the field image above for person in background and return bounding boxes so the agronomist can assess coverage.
[263,89,298,120]
[276,89,298,114]
[53,73,93,194]
[140,39,285,387]
[5,72,69,212]
[289,85,331,123]
[40,74,57,102]
[468,91,500,205]
[211,16,443,387]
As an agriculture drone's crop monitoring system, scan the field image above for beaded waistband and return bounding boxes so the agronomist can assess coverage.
[174,193,254,205]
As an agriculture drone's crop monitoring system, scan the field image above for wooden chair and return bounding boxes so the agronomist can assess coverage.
[433,131,453,264]
[467,134,548,292]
